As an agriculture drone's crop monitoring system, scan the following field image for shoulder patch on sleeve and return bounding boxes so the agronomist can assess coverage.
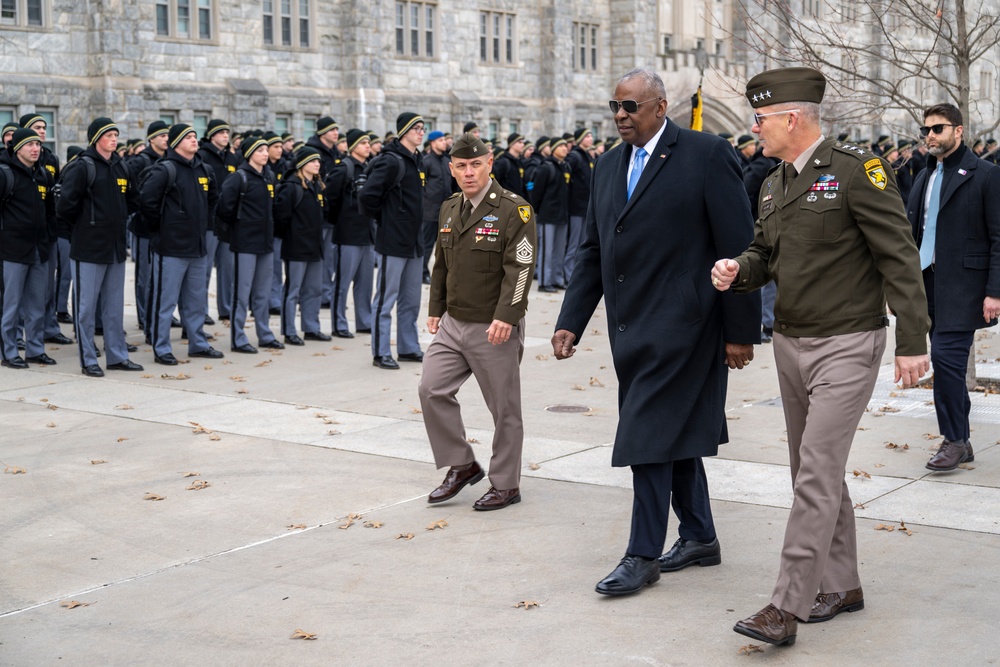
[864,158,888,190]
[517,205,532,223]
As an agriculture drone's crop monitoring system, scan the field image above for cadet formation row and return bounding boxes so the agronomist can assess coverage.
[0,111,602,374]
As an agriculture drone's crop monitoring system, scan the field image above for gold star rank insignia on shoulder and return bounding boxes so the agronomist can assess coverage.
[864,158,887,190]
[517,206,531,223]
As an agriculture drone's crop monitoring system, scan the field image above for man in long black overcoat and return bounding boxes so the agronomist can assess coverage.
[552,68,761,596]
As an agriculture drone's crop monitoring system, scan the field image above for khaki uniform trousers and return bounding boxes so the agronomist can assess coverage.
[771,328,885,620]
[418,313,525,490]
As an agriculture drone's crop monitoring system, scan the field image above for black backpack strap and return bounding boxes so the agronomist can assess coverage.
[234,170,248,223]
[159,160,177,217]
[0,164,12,230]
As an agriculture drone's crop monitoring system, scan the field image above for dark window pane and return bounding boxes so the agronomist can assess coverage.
[1,0,16,22]
[199,8,210,39]
[282,16,291,45]
[264,15,273,44]
[27,0,42,25]
[156,4,169,35]
[300,18,309,47]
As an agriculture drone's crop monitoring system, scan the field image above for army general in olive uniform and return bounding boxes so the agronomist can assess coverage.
[418,132,537,511]
[712,67,930,648]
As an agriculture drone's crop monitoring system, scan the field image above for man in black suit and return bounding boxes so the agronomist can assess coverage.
[551,68,760,596]
[908,103,1000,471]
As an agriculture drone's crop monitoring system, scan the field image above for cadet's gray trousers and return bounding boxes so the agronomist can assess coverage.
[1,258,47,360]
[231,251,276,348]
[334,244,374,333]
[371,254,421,359]
[74,260,128,368]
[281,259,323,337]
[151,253,210,357]
[418,314,526,490]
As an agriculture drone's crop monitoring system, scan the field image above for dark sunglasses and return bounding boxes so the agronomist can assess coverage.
[919,123,956,137]
[608,97,662,114]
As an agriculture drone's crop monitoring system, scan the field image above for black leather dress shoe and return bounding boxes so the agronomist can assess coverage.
[320,301,331,309]
[126,343,138,353]
[332,329,354,338]
[93,343,101,357]
[305,331,333,341]
[268,307,281,316]
[94,327,104,337]
[231,343,258,354]
[260,339,285,350]
[16,339,25,350]
[284,335,305,346]
[356,328,371,334]
[82,364,105,378]
[171,317,182,328]
[56,312,74,324]
[428,462,485,503]
[657,537,721,572]
[538,285,558,293]
[373,355,399,370]
[204,315,216,326]
[107,360,144,371]
[26,354,57,365]
[398,352,424,362]
[190,347,224,358]
[155,353,178,365]
[2,357,29,369]
[45,333,73,345]
[595,555,661,596]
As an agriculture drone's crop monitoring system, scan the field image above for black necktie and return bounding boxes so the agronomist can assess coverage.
[461,199,473,226]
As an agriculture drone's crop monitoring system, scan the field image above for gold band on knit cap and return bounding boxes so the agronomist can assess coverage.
[12,134,41,154]
[296,152,320,170]
[398,115,424,137]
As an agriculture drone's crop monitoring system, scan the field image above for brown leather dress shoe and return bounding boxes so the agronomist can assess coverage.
[734,604,797,646]
[926,439,974,471]
[806,587,864,623]
[473,486,521,510]
[428,462,484,504]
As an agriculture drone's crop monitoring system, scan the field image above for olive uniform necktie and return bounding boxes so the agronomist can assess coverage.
[461,199,473,226]
[783,162,797,196]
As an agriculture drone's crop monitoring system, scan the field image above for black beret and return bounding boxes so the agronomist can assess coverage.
[746,66,826,109]
[463,121,479,133]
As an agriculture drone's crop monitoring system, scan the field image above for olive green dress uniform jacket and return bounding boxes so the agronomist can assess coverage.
[429,179,537,324]
[732,139,929,355]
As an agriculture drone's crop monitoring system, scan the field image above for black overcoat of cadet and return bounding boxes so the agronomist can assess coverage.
[0,149,54,263]
[907,143,1000,333]
[217,163,275,255]
[139,148,218,258]
[556,120,761,466]
[273,173,324,262]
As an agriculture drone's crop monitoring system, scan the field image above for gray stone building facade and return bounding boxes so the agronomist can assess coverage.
[3,0,743,157]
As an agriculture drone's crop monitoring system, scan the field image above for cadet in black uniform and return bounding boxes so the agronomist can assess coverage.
[197,119,239,322]
[274,147,327,345]
[1,129,55,368]
[217,136,283,354]
[532,136,571,291]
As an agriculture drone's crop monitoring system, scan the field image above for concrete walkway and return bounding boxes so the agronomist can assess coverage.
[1,275,999,666]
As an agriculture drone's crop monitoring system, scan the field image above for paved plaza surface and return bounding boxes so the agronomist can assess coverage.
[2,269,999,666]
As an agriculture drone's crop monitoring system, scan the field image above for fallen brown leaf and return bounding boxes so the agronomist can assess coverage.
[295,405,309,410]
[186,480,211,490]
[189,422,213,434]
[426,519,448,531]
[181,472,200,477]
[923,433,942,440]
[236,388,249,394]
[255,359,272,367]
[338,519,355,530]
[203,365,213,370]
[60,600,91,609]
[326,430,341,436]
[290,629,317,640]
[571,384,585,391]
[287,524,307,530]
[39,398,48,402]
[884,442,909,451]
[321,418,339,424]
[114,404,134,411]
[396,533,415,540]
[116,437,129,442]
[738,644,764,655]
[141,374,153,378]
[513,600,539,610]
[4,465,27,474]
[144,492,165,501]
[90,460,107,465]
[853,502,866,509]
[856,426,870,431]
[535,354,549,361]
[312,352,327,356]
[589,377,604,387]
[208,434,221,441]
[332,345,344,351]
[879,405,900,413]
[160,372,191,380]
[46,422,57,428]
[363,520,384,529]
[852,469,872,479]
[229,375,246,382]
[411,408,422,414]
[529,463,540,470]
[467,437,479,444]
[47,403,58,411]
[875,523,895,532]
[958,463,976,470]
